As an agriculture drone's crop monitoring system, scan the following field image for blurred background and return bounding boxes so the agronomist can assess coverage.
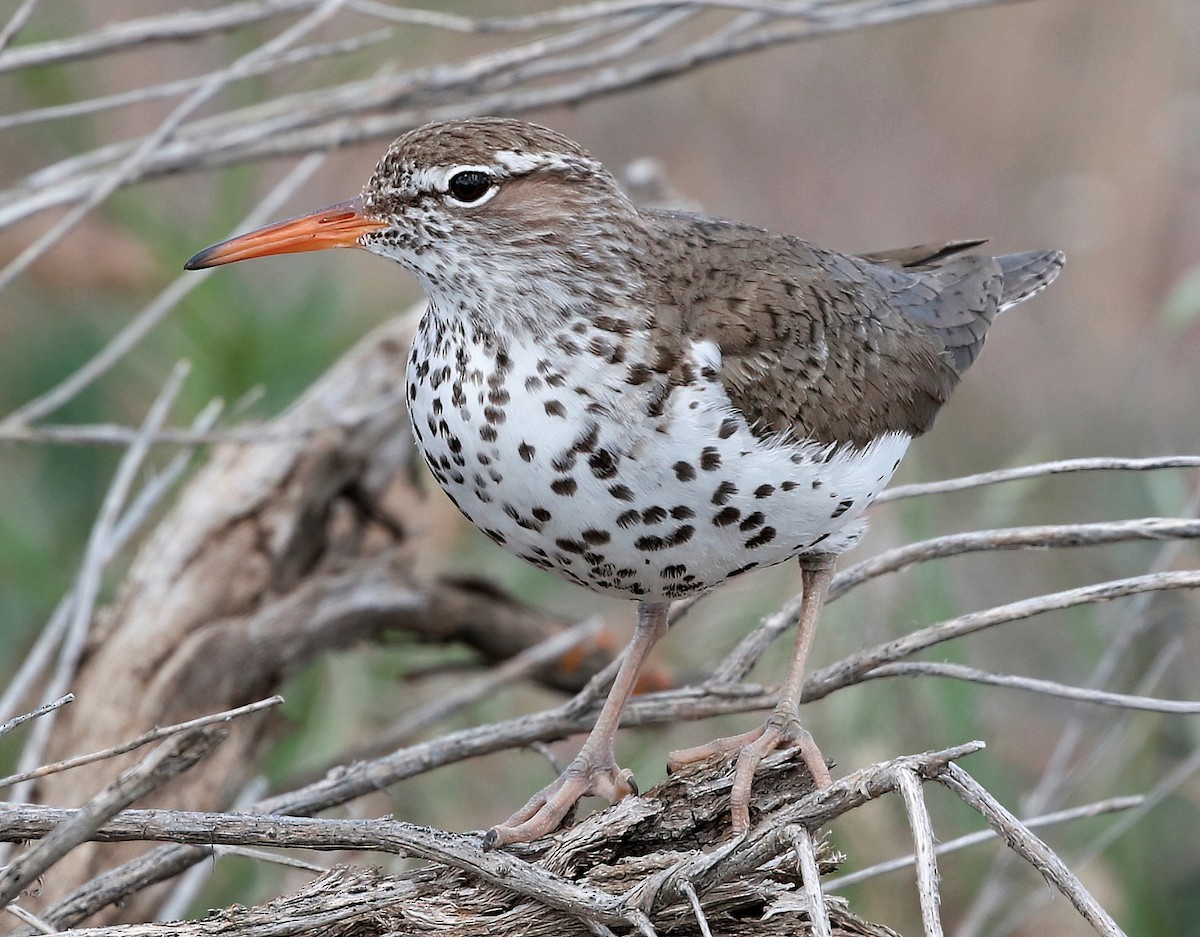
[1,1,1198,935]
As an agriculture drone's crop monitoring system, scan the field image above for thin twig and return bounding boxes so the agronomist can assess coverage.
[938,764,1126,937]
[857,662,1200,713]
[878,456,1200,502]
[808,570,1200,703]
[825,796,1145,890]
[0,696,282,790]
[897,768,944,937]
[2,902,56,934]
[0,0,320,73]
[0,695,73,740]
[791,826,832,937]
[0,0,39,54]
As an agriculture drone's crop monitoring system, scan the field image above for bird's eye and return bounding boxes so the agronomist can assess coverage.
[447,171,494,204]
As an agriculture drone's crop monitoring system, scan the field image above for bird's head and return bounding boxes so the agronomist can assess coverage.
[186,118,643,321]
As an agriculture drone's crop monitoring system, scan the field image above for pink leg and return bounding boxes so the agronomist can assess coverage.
[484,601,670,849]
[668,555,836,832]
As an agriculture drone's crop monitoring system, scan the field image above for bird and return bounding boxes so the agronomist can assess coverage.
[185,116,1064,848]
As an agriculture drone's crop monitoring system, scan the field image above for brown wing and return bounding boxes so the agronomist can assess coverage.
[643,213,1009,448]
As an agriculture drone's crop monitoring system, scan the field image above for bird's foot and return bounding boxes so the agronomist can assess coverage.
[668,703,832,833]
[483,747,637,849]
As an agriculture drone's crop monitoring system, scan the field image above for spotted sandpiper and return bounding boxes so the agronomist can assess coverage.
[186,117,1064,847]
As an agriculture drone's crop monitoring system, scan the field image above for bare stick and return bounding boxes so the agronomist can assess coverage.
[791,826,832,937]
[0,0,319,73]
[809,570,1200,702]
[0,0,39,53]
[938,764,1126,937]
[897,768,944,937]
[0,695,73,740]
[826,796,1145,890]
[0,696,282,790]
[878,456,1200,502]
[830,517,1200,601]
[857,662,1200,713]
[2,902,56,934]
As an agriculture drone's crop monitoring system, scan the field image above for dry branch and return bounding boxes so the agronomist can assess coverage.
[0,745,987,937]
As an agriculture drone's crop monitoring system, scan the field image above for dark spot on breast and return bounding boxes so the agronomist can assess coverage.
[518,442,536,462]
[718,417,738,439]
[673,461,696,481]
[745,527,777,549]
[812,479,823,489]
[488,388,510,405]
[551,477,578,496]
[642,506,667,525]
[524,375,543,391]
[635,534,666,551]
[700,447,721,470]
[484,406,506,424]
[754,484,775,499]
[711,481,738,505]
[670,505,695,519]
[544,400,566,418]
[662,564,687,579]
[666,524,695,546]
[582,528,611,545]
[589,449,617,479]
[712,506,741,526]
[479,425,498,442]
[608,483,634,501]
[781,481,798,491]
[546,373,566,388]
[831,498,854,518]
[739,511,765,531]
[532,507,552,522]
[555,538,587,555]
[617,509,640,529]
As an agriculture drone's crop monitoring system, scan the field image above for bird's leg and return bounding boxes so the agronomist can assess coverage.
[668,554,836,832]
[483,600,670,849]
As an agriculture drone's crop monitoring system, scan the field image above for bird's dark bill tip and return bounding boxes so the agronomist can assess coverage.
[184,246,221,270]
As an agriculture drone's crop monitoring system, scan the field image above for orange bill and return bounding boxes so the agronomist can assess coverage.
[184,196,388,270]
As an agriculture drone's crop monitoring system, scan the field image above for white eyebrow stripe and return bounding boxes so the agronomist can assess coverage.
[494,150,596,174]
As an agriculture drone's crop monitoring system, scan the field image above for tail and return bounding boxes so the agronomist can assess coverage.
[997,250,1065,311]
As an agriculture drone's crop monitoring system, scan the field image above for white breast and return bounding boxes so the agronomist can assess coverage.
[408,318,909,601]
